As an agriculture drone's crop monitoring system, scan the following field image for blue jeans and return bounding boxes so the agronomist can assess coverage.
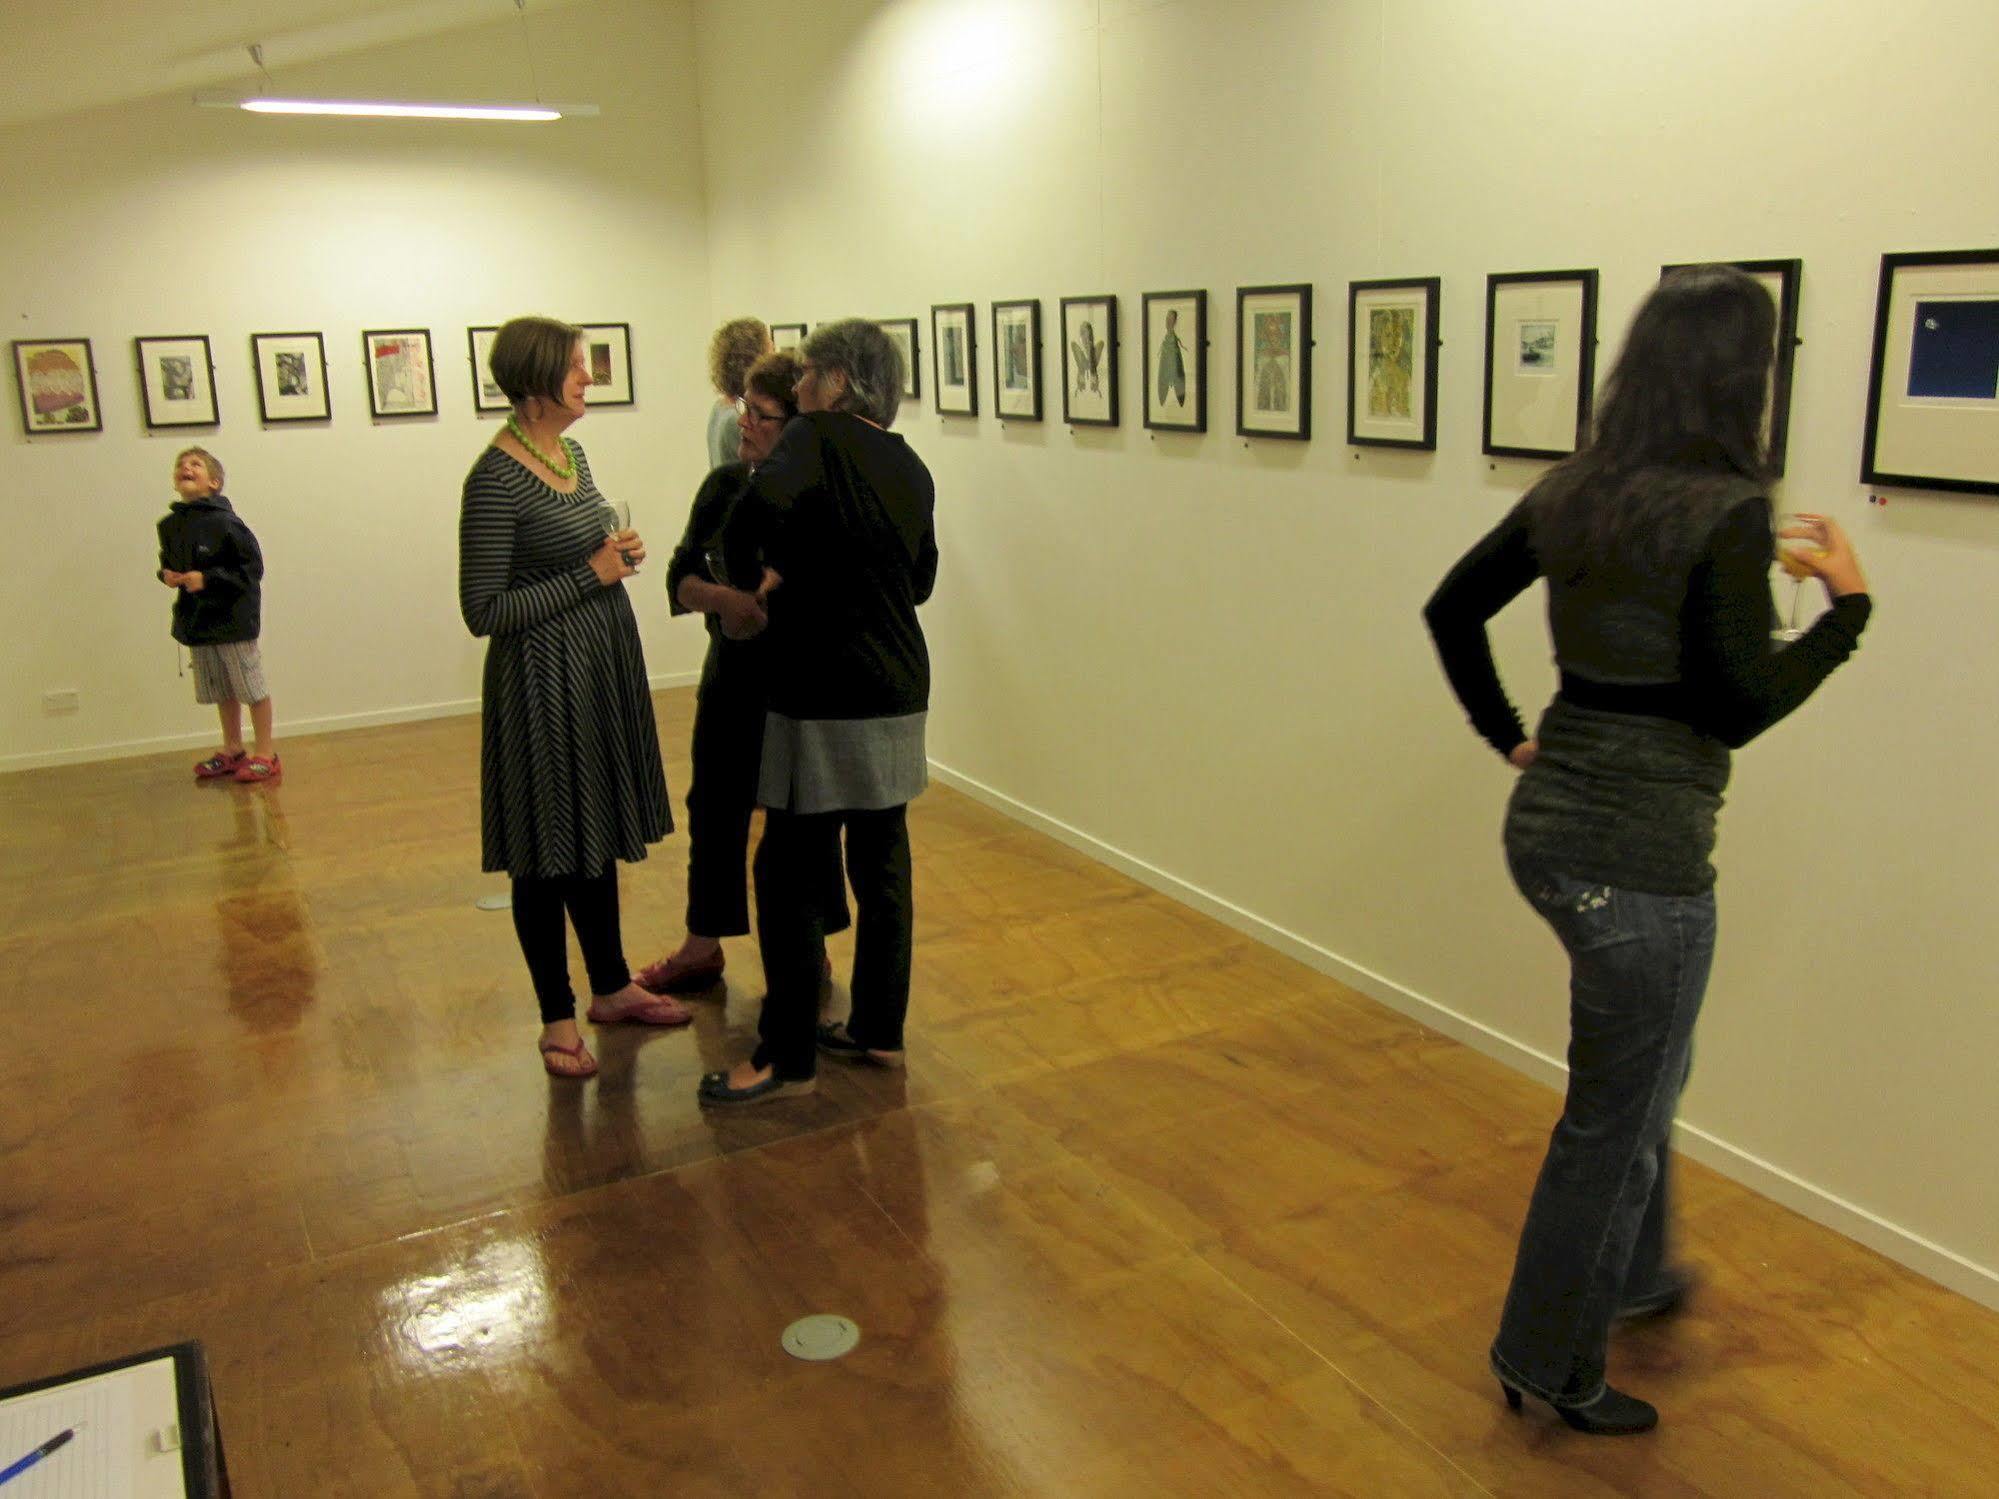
[1490,854,1716,1406]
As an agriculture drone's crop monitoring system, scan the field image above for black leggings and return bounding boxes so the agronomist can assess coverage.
[510,865,631,1024]
[753,805,912,1079]
[683,677,765,939]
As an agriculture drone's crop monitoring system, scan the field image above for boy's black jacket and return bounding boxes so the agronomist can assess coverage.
[156,494,263,644]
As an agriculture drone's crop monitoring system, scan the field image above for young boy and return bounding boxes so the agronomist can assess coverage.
[157,447,280,782]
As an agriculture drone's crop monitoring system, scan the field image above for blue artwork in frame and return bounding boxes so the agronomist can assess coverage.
[1906,300,1999,400]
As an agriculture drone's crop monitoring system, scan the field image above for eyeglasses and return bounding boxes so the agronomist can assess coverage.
[734,398,786,427]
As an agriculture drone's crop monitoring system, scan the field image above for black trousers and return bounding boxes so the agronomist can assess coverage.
[753,805,911,1079]
[510,864,631,1024]
[683,676,766,938]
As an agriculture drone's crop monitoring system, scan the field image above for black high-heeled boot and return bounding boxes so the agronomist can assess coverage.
[1499,1378,1658,1435]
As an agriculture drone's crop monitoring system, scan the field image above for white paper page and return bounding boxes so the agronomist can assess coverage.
[0,1359,167,1495]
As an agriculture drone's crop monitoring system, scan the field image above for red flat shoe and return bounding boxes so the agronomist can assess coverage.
[234,753,281,783]
[194,750,247,779]
[635,949,726,994]
[586,992,693,1027]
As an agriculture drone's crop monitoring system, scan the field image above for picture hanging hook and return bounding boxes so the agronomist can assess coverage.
[247,42,273,84]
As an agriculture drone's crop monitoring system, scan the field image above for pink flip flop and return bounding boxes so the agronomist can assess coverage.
[540,1037,599,1078]
[586,993,693,1027]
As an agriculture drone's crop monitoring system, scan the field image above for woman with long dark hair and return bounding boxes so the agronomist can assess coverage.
[1424,266,1873,1433]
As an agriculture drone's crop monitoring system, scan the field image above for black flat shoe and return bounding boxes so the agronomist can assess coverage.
[815,1021,904,1069]
[1499,1379,1657,1435]
[697,1068,816,1106]
[1616,1265,1697,1324]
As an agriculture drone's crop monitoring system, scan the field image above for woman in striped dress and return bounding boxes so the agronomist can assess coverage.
[459,316,689,1079]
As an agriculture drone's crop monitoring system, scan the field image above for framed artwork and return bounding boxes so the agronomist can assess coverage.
[1059,295,1118,427]
[1347,278,1440,449]
[931,302,978,416]
[1860,248,1999,496]
[578,322,634,406]
[467,325,508,412]
[362,328,436,418]
[1663,259,1802,475]
[134,335,219,429]
[1142,290,1206,432]
[770,322,807,353]
[251,332,329,423]
[11,338,101,434]
[1482,269,1598,459]
[992,299,1044,421]
[876,317,920,400]
[1237,283,1313,440]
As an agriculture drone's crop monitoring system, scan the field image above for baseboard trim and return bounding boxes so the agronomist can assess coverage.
[926,757,1999,1312]
[0,671,701,775]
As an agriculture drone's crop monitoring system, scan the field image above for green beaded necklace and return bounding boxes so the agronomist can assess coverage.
[507,414,576,481]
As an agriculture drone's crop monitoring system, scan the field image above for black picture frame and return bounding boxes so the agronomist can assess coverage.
[577,321,635,407]
[1142,290,1206,433]
[1860,247,1999,497]
[992,299,1044,422]
[1663,259,1802,476]
[1059,295,1119,428]
[1236,283,1313,441]
[931,302,978,416]
[1482,269,1598,459]
[134,334,219,430]
[875,317,921,400]
[1346,277,1440,450]
[11,337,101,434]
[467,326,507,413]
[362,328,437,419]
[251,331,330,423]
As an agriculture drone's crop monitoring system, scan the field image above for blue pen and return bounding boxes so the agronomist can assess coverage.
[0,1427,74,1488]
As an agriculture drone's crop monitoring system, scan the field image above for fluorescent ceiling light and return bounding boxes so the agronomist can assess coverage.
[195,92,597,121]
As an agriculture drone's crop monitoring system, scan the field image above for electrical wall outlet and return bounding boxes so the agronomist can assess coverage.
[42,688,80,714]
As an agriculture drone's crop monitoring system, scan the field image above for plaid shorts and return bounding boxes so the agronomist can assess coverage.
[191,640,269,706]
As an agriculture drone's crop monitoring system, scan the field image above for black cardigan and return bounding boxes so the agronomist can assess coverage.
[728,412,937,721]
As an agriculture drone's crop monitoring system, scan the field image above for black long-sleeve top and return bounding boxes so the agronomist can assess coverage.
[727,411,938,722]
[1424,487,1871,893]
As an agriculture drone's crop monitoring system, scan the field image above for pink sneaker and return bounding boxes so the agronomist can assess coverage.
[234,754,281,783]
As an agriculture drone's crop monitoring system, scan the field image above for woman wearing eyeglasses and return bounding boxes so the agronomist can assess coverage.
[637,350,809,996]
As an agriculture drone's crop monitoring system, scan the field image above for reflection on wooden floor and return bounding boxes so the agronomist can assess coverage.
[2,690,1995,1496]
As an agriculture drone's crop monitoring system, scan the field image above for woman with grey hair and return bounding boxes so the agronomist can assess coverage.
[699,318,938,1105]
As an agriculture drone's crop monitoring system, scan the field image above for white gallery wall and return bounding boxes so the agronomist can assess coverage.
[0,0,713,771]
[696,0,1999,1304]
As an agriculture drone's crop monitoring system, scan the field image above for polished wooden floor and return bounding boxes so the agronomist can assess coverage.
[3,690,1996,1496]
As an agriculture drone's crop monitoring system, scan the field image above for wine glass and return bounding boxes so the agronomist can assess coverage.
[602,498,637,570]
[1771,512,1824,642]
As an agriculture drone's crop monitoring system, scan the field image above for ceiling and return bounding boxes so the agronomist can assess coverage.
[0,0,594,127]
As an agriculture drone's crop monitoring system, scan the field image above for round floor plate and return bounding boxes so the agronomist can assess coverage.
[474,893,513,911]
[781,1314,859,1362]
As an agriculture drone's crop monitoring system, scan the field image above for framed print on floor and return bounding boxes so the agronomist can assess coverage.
[135,335,219,429]
[1237,283,1312,440]
[931,302,978,416]
[1483,269,1598,459]
[578,322,634,406]
[363,328,436,418]
[876,318,921,400]
[1060,295,1118,427]
[467,326,508,412]
[1142,289,1206,432]
[1347,278,1439,449]
[1860,247,1999,496]
[992,299,1044,421]
[770,322,807,353]
[252,332,329,423]
[12,338,101,434]
[1663,258,1802,475]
